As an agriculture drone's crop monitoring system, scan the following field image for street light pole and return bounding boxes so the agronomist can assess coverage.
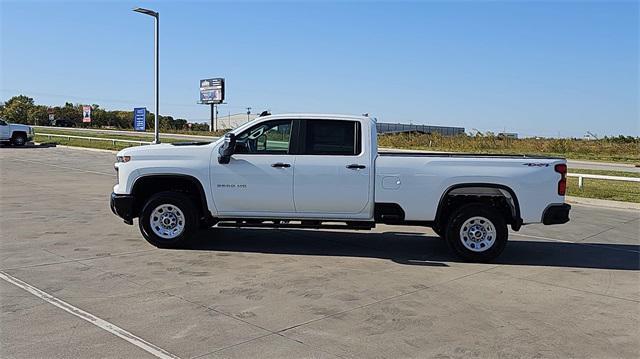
[133,7,160,144]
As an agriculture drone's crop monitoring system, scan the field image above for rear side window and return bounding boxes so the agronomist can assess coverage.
[303,120,360,155]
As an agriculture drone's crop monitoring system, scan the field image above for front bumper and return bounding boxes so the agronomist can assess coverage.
[110,192,135,225]
[542,203,571,225]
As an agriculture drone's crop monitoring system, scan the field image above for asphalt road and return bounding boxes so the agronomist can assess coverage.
[1,146,639,359]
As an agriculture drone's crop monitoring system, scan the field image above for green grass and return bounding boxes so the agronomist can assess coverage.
[378,133,640,164]
[567,178,639,203]
[566,168,640,203]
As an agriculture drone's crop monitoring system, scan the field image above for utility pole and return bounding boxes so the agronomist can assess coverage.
[133,7,160,144]
[246,107,252,122]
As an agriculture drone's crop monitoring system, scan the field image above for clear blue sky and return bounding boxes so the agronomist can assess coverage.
[1,1,638,137]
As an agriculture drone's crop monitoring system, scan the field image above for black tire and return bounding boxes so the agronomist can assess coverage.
[11,133,27,146]
[445,203,508,262]
[139,191,199,248]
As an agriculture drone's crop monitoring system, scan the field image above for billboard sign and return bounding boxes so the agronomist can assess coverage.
[199,78,224,104]
[82,105,91,123]
[133,107,146,131]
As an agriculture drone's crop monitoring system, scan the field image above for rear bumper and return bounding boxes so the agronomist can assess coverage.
[542,203,571,225]
[110,192,135,225]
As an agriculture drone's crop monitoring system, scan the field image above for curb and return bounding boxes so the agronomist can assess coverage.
[566,196,640,211]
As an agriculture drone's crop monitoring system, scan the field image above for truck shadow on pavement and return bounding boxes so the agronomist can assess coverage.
[188,227,639,271]
[0,142,56,149]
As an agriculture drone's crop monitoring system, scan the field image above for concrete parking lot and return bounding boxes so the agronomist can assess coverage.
[1,146,639,359]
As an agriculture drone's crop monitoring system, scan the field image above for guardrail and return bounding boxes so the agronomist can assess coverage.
[568,173,640,189]
[33,125,216,140]
[37,133,151,146]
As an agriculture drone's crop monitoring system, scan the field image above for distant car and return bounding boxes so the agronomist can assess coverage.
[0,119,34,146]
[111,113,571,262]
[51,119,76,127]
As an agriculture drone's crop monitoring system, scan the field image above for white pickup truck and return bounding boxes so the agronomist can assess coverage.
[0,119,34,146]
[111,114,570,262]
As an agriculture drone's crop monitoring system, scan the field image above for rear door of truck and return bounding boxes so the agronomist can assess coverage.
[293,118,373,217]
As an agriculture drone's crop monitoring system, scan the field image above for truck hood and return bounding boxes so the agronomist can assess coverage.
[117,142,214,161]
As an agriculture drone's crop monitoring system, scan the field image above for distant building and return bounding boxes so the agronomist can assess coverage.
[216,115,466,137]
[498,132,518,139]
[376,122,465,136]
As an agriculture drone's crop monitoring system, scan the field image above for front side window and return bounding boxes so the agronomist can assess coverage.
[0,120,7,126]
[235,120,292,154]
[303,120,360,155]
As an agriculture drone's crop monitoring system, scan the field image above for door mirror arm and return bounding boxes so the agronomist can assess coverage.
[218,133,236,164]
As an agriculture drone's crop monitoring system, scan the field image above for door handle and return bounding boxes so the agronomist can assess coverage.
[271,162,291,168]
[346,164,366,170]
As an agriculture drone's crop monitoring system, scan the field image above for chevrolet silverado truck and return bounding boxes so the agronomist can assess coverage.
[0,118,34,146]
[111,114,570,262]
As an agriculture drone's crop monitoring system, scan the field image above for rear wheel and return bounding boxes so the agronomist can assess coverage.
[139,191,199,248]
[445,203,508,262]
[11,133,27,146]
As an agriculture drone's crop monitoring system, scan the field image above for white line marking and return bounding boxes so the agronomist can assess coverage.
[0,271,180,359]
[9,158,114,176]
[513,233,640,253]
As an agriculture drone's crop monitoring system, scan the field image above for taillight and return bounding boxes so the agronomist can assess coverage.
[555,163,567,195]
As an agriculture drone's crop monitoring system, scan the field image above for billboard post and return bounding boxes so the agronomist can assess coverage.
[199,78,225,132]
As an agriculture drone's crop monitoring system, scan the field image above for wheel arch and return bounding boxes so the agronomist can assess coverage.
[130,174,209,219]
[11,131,28,143]
[435,183,522,231]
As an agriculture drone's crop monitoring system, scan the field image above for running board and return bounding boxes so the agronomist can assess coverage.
[215,220,375,231]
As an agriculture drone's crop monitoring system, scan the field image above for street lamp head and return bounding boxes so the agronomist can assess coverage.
[133,7,158,17]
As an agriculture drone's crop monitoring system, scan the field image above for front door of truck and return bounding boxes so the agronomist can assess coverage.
[293,119,372,216]
[211,119,295,214]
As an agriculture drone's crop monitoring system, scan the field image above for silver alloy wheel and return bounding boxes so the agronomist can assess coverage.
[13,135,25,146]
[150,204,185,239]
[459,216,496,252]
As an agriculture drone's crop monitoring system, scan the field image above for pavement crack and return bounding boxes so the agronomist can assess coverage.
[277,264,500,334]
[521,277,640,303]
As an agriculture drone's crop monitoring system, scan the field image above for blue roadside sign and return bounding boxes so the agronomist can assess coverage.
[133,107,146,131]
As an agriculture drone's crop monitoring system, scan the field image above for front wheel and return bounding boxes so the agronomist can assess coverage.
[139,191,199,248]
[11,133,27,146]
[445,204,508,262]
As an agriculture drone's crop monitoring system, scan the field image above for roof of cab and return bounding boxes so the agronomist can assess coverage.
[256,113,375,122]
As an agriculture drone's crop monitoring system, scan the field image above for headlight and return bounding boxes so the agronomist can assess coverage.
[116,155,131,163]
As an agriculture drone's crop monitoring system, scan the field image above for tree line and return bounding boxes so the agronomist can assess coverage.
[0,95,210,131]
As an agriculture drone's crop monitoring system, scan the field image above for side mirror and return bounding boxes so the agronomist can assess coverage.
[218,133,236,164]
